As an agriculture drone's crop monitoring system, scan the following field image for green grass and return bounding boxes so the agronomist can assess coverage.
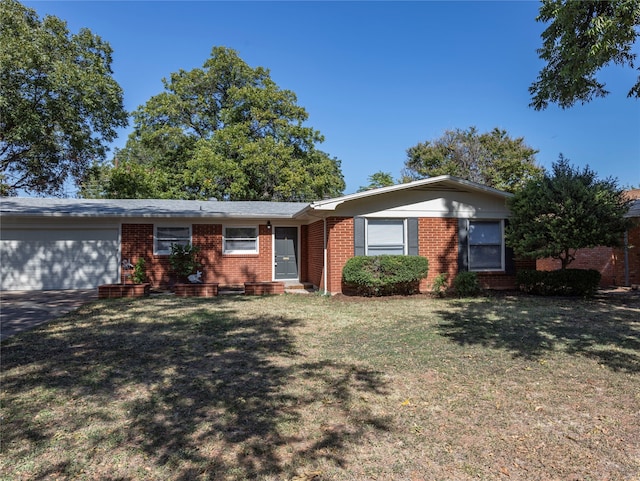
[1,292,639,480]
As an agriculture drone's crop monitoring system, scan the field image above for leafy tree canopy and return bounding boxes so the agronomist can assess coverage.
[92,46,345,201]
[505,155,632,269]
[0,0,128,196]
[530,0,640,110]
[402,127,542,193]
[357,171,396,192]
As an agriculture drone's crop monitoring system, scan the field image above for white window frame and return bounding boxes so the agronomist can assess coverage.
[154,226,192,255]
[223,225,259,255]
[468,220,505,271]
[365,218,407,256]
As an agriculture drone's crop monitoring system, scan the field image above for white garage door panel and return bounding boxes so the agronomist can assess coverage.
[1,229,119,290]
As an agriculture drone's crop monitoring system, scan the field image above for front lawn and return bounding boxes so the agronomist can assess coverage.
[1,292,639,480]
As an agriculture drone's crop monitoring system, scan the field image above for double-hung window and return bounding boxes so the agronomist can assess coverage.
[224,226,258,254]
[155,226,191,255]
[468,220,504,271]
[366,219,406,255]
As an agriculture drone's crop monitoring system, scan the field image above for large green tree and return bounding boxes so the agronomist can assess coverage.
[505,155,631,269]
[96,46,344,201]
[0,0,127,196]
[402,127,542,193]
[530,0,640,110]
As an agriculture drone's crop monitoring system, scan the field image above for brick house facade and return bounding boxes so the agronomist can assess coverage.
[1,176,535,292]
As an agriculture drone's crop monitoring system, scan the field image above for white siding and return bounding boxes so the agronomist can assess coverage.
[0,228,119,290]
[329,189,511,219]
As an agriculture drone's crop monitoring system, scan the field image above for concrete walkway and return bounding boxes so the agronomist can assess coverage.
[0,289,97,341]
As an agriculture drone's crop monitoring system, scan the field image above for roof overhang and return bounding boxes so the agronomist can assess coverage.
[0,199,310,220]
[307,175,512,212]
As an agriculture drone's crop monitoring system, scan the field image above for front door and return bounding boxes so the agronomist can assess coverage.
[274,227,298,280]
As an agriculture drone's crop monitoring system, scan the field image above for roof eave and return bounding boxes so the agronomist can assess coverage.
[310,175,512,211]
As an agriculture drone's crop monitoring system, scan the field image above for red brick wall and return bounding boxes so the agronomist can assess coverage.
[212,224,273,286]
[537,247,618,286]
[419,218,459,292]
[306,220,325,289]
[121,216,540,292]
[326,217,353,294]
[623,222,640,285]
[537,222,640,286]
[323,216,528,294]
[120,224,159,284]
[193,224,220,284]
[121,223,274,288]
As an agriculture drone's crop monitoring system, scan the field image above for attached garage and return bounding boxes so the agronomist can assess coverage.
[1,225,120,291]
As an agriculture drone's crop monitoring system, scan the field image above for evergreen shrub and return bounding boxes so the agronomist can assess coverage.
[452,271,481,297]
[342,255,429,296]
[516,269,601,297]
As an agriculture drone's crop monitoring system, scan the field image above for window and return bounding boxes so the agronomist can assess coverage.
[367,219,405,255]
[155,226,191,255]
[468,220,503,271]
[224,226,258,254]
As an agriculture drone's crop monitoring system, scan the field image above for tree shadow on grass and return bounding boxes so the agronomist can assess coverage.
[435,294,640,373]
[1,296,391,480]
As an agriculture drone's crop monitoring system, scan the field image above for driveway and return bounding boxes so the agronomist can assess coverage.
[0,289,97,341]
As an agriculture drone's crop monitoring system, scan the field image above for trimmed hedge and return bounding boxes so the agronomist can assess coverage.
[516,269,601,297]
[342,255,429,296]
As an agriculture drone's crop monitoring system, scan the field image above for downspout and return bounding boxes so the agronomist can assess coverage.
[323,217,328,295]
[624,229,630,287]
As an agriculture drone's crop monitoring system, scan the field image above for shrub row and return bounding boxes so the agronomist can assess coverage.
[342,255,429,296]
[516,269,601,297]
[343,257,601,298]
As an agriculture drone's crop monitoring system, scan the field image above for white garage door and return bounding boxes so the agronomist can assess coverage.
[0,228,120,290]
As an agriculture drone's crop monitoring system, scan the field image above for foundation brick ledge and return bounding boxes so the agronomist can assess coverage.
[98,283,151,299]
[173,283,219,297]
[244,281,285,295]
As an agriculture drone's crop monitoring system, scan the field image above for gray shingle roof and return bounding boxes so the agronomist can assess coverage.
[0,198,310,219]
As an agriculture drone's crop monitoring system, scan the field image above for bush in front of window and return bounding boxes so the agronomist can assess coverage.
[169,243,202,283]
[342,255,429,296]
[516,269,601,297]
[452,271,481,297]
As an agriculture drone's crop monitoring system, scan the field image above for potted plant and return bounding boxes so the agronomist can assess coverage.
[169,244,218,296]
[131,257,147,284]
[98,257,150,298]
[169,243,201,283]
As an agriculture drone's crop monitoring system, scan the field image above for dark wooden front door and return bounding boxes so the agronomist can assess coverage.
[274,227,298,279]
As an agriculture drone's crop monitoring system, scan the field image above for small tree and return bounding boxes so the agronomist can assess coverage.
[131,258,147,284]
[169,243,201,282]
[506,155,631,269]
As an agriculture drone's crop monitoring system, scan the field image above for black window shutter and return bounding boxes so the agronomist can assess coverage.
[504,219,516,275]
[408,218,419,255]
[354,217,365,256]
[458,218,469,271]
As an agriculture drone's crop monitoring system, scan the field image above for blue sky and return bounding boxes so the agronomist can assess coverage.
[26,0,640,194]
